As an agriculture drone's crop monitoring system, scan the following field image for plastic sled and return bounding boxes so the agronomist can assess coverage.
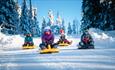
[58,41,72,46]
[40,45,59,54]
[23,45,36,49]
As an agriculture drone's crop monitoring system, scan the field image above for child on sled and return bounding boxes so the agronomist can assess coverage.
[23,33,34,46]
[57,29,72,44]
[39,27,57,50]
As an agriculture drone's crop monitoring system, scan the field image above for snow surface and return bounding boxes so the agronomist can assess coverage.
[89,28,115,48]
[0,28,115,70]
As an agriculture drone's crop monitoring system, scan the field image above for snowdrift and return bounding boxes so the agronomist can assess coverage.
[89,28,115,48]
[0,32,23,51]
[0,32,41,51]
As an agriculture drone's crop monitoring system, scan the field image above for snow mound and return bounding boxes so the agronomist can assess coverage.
[89,28,115,48]
[0,32,24,51]
[0,32,42,51]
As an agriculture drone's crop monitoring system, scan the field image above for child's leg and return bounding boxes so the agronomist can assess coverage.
[64,39,71,44]
[23,42,27,46]
[29,42,34,46]
[79,42,85,47]
[78,42,87,49]
[52,43,58,48]
[39,43,46,50]
[59,39,63,43]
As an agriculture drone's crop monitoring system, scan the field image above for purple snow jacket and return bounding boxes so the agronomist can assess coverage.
[42,30,54,44]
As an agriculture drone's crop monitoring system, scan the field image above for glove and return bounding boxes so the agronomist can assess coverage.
[42,41,47,46]
[47,40,52,44]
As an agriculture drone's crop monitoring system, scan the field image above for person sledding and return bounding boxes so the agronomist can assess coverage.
[78,30,94,49]
[39,27,59,54]
[22,33,36,49]
[23,33,34,46]
[57,29,72,46]
[39,27,58,50]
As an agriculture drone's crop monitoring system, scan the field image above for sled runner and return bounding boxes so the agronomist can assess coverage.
[40,44,59,54]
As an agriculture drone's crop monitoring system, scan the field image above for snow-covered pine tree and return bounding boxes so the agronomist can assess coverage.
[99,0,109,30]
[81,0,115,31]
[27,0,40,37]
[61,19,65,32]
[28,0,34,35]
[47,20,51,27]
[56,12,62,26]
[20,0,30,35]
[99,0,115,30]
[109,0,115,30]
[72,20,77,35]
[73,19,79,34]
[51,25,60,35]
[0,0,20,35]
[47,9,54,26]
[81,0,91,32]
[81,0,101,32]
[32,8,41,37]
[15,0,20,11]
[52,12,62,35]
[67,22,72,35]
[41,17,47,34]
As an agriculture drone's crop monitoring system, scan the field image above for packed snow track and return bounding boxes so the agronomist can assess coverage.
[0,47,115,70]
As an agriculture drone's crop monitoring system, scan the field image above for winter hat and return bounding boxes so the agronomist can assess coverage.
[25,33,32,36]
[44,26,52,34]
[60,29,64,34]
[44,26,51,31]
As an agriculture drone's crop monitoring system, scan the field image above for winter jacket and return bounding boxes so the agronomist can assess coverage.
[60,35,66,41]
[42,30,54,44]
[25,36,33,43]
[81,32,93,44]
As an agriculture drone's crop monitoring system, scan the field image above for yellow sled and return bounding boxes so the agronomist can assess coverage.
[40,45,59,54]
[23,45,36,49]
[58,42,70,46]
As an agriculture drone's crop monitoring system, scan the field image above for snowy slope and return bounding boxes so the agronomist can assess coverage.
[0,29,115,70]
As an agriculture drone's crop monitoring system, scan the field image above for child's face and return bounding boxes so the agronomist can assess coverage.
[29,34,32,36]
[45,31,50,35]
[26,34,31,37]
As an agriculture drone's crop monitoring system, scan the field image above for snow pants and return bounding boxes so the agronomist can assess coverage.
[39,42,58,50]
[23,42,34,46]
[78,41,94,49]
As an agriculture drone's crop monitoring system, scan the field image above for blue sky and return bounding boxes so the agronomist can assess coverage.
[18,0,82,27]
